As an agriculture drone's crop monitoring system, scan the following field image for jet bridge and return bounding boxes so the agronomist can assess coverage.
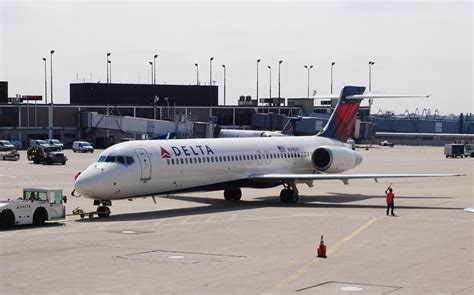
[79,112,210,138]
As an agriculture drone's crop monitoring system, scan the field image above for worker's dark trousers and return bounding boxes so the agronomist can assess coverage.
[386,203,394,215]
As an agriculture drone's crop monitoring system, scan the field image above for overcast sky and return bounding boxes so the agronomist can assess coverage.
[1,0,472,114]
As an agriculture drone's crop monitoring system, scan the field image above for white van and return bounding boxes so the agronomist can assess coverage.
[72,141,94,153]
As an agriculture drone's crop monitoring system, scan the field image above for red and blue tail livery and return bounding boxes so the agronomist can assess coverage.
[317,86,365,142]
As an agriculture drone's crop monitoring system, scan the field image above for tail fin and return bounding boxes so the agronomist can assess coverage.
[281,117,301,135]
[317,86,365,142]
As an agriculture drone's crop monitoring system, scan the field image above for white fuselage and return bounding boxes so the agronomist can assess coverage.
[74,136,356,200]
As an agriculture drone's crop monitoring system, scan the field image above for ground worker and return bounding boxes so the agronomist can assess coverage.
[385,185,395,216]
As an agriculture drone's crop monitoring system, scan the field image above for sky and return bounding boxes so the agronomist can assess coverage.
[1,0,472,115]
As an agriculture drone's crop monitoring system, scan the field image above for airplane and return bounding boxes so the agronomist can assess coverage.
[217,117,300,138]
[73,86,463,217]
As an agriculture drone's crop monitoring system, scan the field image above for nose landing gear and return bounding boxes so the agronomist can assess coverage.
[93,200,112,218]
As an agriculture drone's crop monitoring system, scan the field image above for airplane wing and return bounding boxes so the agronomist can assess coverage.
[250,173,464,184]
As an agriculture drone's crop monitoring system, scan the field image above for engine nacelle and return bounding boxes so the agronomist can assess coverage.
[311,146,363,173]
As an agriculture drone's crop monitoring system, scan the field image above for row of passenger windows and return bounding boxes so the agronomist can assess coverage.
[166,151,312,166]
[97,155,135,166]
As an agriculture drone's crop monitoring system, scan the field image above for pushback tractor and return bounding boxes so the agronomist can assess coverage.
[0,188,66,229]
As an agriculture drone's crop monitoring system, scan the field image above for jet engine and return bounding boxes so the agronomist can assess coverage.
[311,146,363,173]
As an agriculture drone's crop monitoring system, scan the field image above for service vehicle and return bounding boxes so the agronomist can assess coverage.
[380,140,395,147]
[0,148,20,161]
[27,139,48,160]
[32,144,68,165]
[444,143,464,158]
[46,139,64,150]
[464,144,474,157]
[0,188,66,228]
[72,141,94,153]
[0,140,15,150]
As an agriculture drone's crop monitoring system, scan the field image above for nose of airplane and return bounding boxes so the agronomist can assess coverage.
[74,167,101,197]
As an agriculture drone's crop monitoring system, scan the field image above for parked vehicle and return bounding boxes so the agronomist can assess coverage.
[0,148,20,161]
[0,188,66,228]
[0,140,15,150]
[32,144,67,165]
[27,140,48,160]
[444,144,464,158]
[72,141,94,153]
[46,139,64,150]
[464,144,474,158]
[380,140,395,147]
[29,139,47,148]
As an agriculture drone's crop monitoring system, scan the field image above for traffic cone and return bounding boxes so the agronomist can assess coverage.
[317,235,327,258]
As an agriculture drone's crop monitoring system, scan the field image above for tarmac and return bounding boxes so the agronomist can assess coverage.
[0,145,472,294]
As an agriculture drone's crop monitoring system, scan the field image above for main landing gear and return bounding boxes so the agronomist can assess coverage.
[93,200,112,218]
[280,183,299,204]
[224,188,242,201]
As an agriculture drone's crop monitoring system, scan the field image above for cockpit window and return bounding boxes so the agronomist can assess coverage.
[105,156,116,162]
[126,156,135,165]
[117,156,125,165]
[97,155,135,166]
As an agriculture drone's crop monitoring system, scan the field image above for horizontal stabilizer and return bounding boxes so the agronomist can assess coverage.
[314,93,430,100]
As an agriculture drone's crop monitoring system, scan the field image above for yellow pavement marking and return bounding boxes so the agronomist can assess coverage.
[273,217,378,290]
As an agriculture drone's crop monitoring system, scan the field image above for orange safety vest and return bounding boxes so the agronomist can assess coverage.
[386,192,394,204]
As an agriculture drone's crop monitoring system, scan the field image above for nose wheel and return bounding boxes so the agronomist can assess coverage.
[97,206,111,218]
[93,200,112,218]
[280,183,299,204]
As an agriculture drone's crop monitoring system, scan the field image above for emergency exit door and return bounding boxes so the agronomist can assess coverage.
[135,148,152,180]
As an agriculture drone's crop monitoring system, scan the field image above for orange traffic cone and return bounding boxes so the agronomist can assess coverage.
[317,235,327,258]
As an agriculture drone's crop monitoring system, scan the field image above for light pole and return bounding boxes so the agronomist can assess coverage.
[278,60,283,99]
[42,58,47,104]
[209,57,214,86]
[106,53,111,114]
[149,61,153,84]
[331,62,335,94]
[267,65,272,112]
[108,60,112,83]
[194,63,199,85]
[222,64,226,106]
[304,65,313,98]
[268,66,272,98]
[368,61,375,92]
[209,57,214,108]
[278,60,283,114]
[106,52,111,83]
[153,54,158,84]
[256,58,261,105]
[49,50,54,139]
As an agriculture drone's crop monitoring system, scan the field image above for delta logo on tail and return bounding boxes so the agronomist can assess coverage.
[160,147,171,159]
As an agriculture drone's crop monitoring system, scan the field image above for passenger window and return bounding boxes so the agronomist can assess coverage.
[180,158,184,164]
[171,159,175,165]
[117,156,126,165]
[185,158,189,164]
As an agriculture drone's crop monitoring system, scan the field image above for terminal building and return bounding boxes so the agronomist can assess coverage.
[0,81,473,148]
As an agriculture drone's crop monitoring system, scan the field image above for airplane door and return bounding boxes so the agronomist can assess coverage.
[135,148,152,180]
[264,150,271,165]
